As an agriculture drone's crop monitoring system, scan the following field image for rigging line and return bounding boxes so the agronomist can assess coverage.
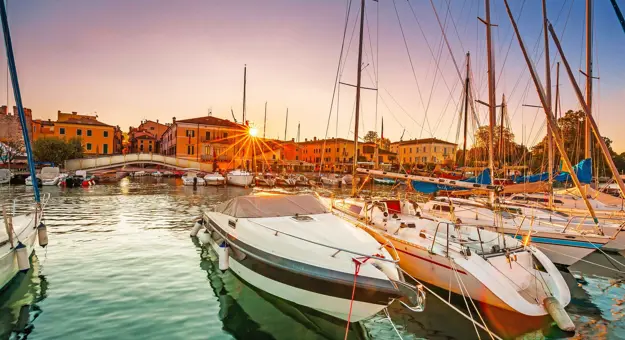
[364,7,377,83]
[449,261,483,340]
[339,1,360,79]
[391,0,432,133]
[409,0,459,139]
[444,0,467,53]
[320,0,352,176]
[383,88,430,135]
[451,260,495,340]
[495,0,527,88]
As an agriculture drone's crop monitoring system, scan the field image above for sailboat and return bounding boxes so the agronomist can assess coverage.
[0,1,49,291]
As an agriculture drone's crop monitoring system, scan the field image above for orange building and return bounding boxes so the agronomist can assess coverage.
[294,137,396,171]
[32,111,121,155]
[128,119,168,153]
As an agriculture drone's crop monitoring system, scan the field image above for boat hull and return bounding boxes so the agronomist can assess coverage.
[0,215,38,291]
[227,175,254,187]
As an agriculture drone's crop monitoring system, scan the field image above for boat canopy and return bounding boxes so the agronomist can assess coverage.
[513,158,592,184]
[411,168,491,194]
[216,194,329,218]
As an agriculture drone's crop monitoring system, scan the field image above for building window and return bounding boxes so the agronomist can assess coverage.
[186,130,195,137]
[434,146,437,152]
[150,127,155,130]
[149,145,153,152]
[409,157,412,162]
[86,143,92,151]
[77,129,82,136]
[104,131,109,137]
[87,130,92,137]
[223,132,228,138]
[409,147,412,153]
[205,131,210,140]
[272,154,276,160]
[336,148,339,152]
[103,144,109,154]
[187,145,194,155]
[422,156,427,163]
[140,145,144,152]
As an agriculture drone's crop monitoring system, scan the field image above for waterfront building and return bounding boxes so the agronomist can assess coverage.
[128,120,168,153]
[33,111,120,155]
[390,138,457,166]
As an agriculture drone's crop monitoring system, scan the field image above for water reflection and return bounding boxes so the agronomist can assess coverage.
[0,254,47,339]
[193,238,369,340]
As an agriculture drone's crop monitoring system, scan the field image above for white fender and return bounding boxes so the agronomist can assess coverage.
[190,221,202,237]
[37,223,48,247]
[15,242,30,273]
[219,245,230,271]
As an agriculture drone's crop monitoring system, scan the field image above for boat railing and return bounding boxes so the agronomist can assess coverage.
[5,192,51,217]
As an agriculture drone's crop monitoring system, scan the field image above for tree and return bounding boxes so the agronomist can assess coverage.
[33,137,84,167]
[363,131,378,143]
[0,137,24,166]
[468,125,524,167]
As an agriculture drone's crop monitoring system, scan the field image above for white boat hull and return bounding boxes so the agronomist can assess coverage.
[182,177,206,186]
[1,213,39,291]
[227,175,254,187]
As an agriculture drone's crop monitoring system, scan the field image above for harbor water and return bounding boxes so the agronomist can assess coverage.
[1,177,624,339]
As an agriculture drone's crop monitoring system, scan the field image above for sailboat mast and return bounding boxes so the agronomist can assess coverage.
[351,0,365,195]
[585,0,593,159]
[263,101,267,138]
[243,65,247,124]
[284,108,288,141]
[503,0,599,224]
[485,0,497,203]
[462,52,470,167]
[499,94,506,167]
[543,0,554,209]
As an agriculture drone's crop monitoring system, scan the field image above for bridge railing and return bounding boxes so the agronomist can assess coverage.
[64,153,213,172]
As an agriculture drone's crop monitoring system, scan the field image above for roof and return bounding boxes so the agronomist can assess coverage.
[176,116,245,129]
[132,131,156,139]
[33,119,54,126]
[56,118,113,127]
[391,138,457,146]
[296,137,353,145]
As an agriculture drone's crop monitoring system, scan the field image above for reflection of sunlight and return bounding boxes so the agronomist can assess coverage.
[120,177,130,195]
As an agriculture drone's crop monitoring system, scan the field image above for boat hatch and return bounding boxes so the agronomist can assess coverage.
[228,220,236,228]
[292,215,314,222]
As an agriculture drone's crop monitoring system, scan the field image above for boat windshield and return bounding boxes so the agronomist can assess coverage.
[216,194,329,218]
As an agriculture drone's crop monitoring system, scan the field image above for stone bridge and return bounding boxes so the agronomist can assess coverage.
[64,153,213,172]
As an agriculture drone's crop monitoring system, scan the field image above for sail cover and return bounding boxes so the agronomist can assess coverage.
[411,168,491,194]
[216,194,329,218]
[513,158,592,184]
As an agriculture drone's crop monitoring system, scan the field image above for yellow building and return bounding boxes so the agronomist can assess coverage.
[33,111,119,155]
[294,137,396,171]
[391,138,457,165]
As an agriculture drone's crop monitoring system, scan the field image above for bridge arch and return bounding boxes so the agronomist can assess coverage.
[64,153,214,172]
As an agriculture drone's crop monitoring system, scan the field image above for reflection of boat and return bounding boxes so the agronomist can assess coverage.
[26,167,63,186]
[0,254,47,339]
[226,170,254,187]
[182,172,206,186]
[204,172,226,186]
[331,197,571,318]
[192,238,370,340]
[198,194,423,322]
[373,178,395,185]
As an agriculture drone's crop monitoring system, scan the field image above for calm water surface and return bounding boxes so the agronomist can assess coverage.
[0,177,624,339]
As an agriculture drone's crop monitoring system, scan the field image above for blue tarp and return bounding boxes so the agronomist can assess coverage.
[411,168,491,194]
[513,158,592,184]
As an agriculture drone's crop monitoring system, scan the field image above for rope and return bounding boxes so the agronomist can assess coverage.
[344,256,369,340]
[383,308,404,340]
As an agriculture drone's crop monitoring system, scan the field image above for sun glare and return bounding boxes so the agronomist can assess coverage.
[249,127,258,137]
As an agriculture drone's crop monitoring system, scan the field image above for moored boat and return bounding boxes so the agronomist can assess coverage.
[0,169,12,184]
[195,194,425,322]
[182,172,206,186]
[226,170,254,187]
[204,172,226,186]
[255,173,276,187]
[26,167,63,186]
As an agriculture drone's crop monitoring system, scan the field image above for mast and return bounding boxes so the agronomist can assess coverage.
[543,0,554,209]
[555,62,560,120]
[263,101,267,139]
[584,0,593,159]
[462,52,470,167]
[499,94,506,167]
[284,108,288,141]
[484,0,496,204]
[0,1,39,202]
[243,65,247,124]
[548,23,625,209]
[503,0,600,224]
[351,0,365,195]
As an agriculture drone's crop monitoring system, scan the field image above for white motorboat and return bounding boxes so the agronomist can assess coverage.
[0,169,12,184]
[330,197,572,320]
[196,194,425,322]
[508,189,625,218]
[320,174,342,187]
[1,194,50,290]
[162,170,174,177]
[25,167,63,186]
[152,171,163,177]
[204,172,226,186]
[182,172,206,186]
[275,176,297,187]
[422,197,616,266]
[226,170,254,187]
[341,174,360,186]
[292,174,311,187]
[132,171,146,177]
[255,173,276,187]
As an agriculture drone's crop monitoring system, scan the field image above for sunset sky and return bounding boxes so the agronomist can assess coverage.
[4,0,625,151]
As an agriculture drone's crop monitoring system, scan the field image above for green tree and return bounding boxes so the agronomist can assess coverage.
[363,131,378,143]
[0,137,24,166]
[33,137,84,167]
